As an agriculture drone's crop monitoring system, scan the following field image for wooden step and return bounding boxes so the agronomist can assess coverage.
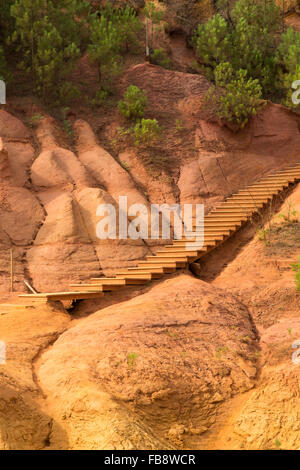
[170,235,225,244]
[247,183,288,189]
[145,254,190,262]
[91,275,151,284]
[19,292,104,301]
[229,196,272,202]
[219,205,264,211]
[179,234,230,241]
[204,218,247,223]
[222,202,265,208]
[259,173,295,178]
[272,168,300,173]
[117,270,163,279]
[203,229,232,235]
[235,191,279,197]
[276,171,300,177]
[166,240,220,248]
[210,211,252,216]
[230,194,272,198]
[251,179,291,184]
[171,234,223,240]
[114,273,153,283]
[236,189,280,194]
[144,256,200,265]
[88,278,126,285]
[138,260,187,268]
[146,253,192,260]
[156,249,203,256]
[227,201,269,207]
[204,216,248,222]
[194,222,242,228]
[186,228,232,234]
[70,283,118,292]
[211,204,266,213]
[258,177,295,182]
[127,266,175,274]
[225,199,270,205]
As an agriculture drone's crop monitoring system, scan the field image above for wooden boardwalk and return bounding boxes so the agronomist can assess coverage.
[19,163,300,302]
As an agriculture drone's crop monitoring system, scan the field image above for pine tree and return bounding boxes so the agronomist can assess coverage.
[143,1,163,54]
[118,85,147,120]
[88,14,122,86]
[207,62,263,129]
[10,0,90,103]
[0,46,7,81]
[276,27,300,108]
[88,3,142,88]
[103,3,142,52]
[193,0,280,95]
[0,0,14,42]
[193,14,231,79]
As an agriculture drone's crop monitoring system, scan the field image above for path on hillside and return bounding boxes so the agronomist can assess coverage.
[19,162,300,306]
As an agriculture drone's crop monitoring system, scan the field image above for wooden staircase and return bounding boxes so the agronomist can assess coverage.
[19,163,300,303]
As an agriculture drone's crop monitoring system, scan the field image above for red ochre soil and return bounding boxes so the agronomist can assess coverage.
[1,51,300,449]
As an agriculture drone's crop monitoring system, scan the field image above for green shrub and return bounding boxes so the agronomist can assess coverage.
[276,27,300,108]
[10,0,89,103]
[118,85,148,120]
[91,89,110,107]
[150,48,170,68]
[192,0,280,95]
[134,118,161,146]
[207,62,263,129]
[0,0,14,43]
[89,2,142,88]
[292,257,300,291]
[193,14,230,77]
[104,2,142,52]
[89,14,122,85]
[27,113,44,128]
[127,352,138,367]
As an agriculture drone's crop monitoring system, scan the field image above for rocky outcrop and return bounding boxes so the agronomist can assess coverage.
[76,187,149,274]
[0,115,44,292]
[27,117,151,290]
[1,64,300,292]
[0,137,9,175]
[0,302,70,450]
[0,110,34,186]
[31,118,94,190]
[121,64,300,210]
[74,119,149,209]
[26,190,101,292]
[37,274,258,449]
[118,150,177,205]
[209,184,300,449]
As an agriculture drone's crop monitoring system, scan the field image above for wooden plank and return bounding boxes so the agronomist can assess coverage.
[117,271,163,279]
[70,282,124,291]
[236,189,279,194]
[228,196,271,202]
[19,292,104,301]
[88,278,127,285]
[127,266,175,273]
[138,260,188,267]
[156,249,202,256]
[115,273,153,279]
[209,211,252,217]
